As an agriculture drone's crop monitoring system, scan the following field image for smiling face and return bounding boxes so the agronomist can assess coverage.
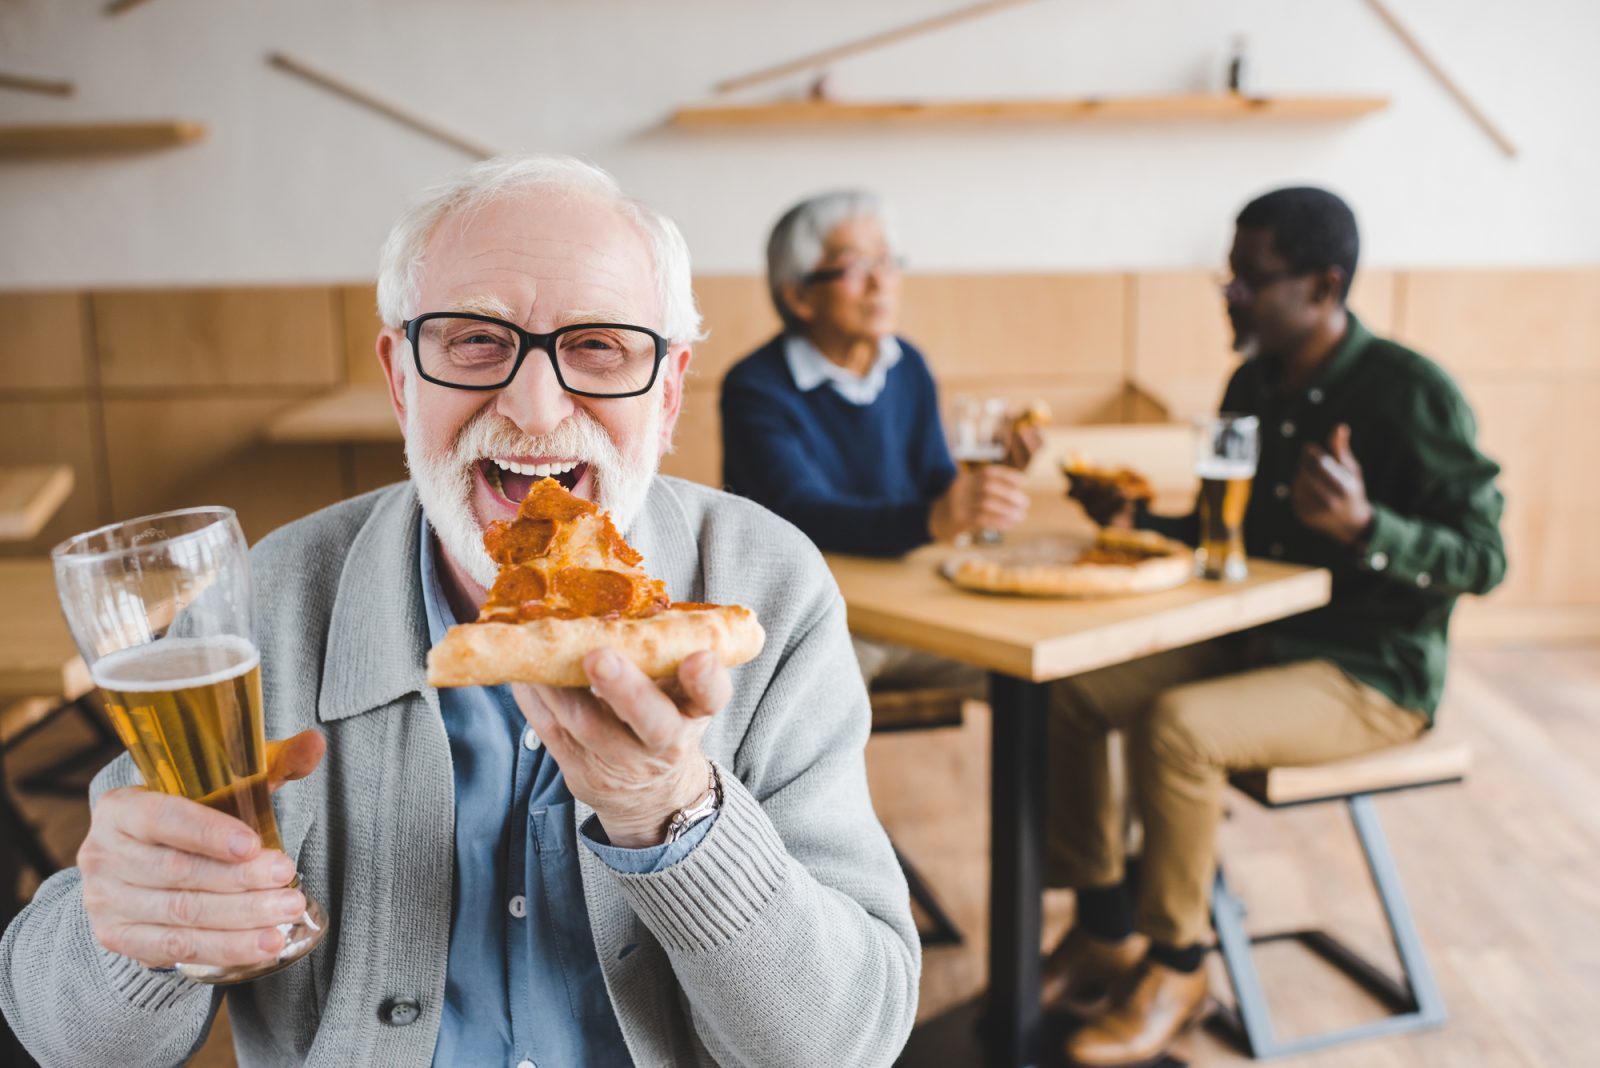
[783,214,901,345]
[376,190,690,590]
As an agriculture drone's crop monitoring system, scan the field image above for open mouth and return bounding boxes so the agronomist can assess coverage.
[479,457,587,506]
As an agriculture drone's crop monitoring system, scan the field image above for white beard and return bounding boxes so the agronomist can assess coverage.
[403,372,663,590]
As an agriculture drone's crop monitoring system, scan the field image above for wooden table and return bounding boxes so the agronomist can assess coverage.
[0,464,74,542]
[266,384,399,443]
[825,513,1330,1067]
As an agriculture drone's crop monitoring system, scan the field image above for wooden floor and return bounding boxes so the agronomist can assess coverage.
[6,645,1598,1067]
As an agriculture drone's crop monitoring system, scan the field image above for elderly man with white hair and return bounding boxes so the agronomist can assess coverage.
[721,190,1032,691]
[0,156,920,1067]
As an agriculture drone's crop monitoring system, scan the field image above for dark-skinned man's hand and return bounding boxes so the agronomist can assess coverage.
[1291,423,1374,546]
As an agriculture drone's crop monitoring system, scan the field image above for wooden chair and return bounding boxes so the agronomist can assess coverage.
[869,683,970,946]
[1209,735,1471,1059]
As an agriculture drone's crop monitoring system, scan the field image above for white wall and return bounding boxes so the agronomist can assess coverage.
[2,0,1597,289]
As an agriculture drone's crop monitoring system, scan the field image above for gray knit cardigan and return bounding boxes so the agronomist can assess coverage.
[1,478,920,1066]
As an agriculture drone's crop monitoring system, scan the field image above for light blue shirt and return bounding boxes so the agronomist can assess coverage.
[420,518,715,1068]
[783,333,904,406]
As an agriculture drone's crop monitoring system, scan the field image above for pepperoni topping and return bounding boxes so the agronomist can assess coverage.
[485,517,556,565]
[518,478,596,522]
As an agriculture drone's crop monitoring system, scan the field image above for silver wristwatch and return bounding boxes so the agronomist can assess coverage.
[663,762,722,843]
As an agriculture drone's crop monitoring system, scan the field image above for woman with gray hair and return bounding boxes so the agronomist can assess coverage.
[721,190,1032,691]
[721,190,1030,557]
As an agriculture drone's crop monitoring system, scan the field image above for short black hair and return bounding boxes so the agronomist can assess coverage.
[1236,186,1359,302]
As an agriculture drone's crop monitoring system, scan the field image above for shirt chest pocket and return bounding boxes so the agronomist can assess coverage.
[528,801,615,1024]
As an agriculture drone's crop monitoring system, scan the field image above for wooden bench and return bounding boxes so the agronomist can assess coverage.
[1211,734,1470,1059]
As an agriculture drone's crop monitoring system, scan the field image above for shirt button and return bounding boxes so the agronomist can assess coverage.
[1274,483,1290,500]
[1308,388,1325,404]
[517,1060,536,1068]
[1416,572,1432,588]
[508,895,527,918]
[378,997,421,1027]
[1280,420,1296,438]
[522,727,540,751]
[1370,551,1390,571]
[1269,543,1284,558]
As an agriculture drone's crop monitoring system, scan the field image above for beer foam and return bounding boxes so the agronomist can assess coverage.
[1195,457,1257,481]
[93,635,260,692]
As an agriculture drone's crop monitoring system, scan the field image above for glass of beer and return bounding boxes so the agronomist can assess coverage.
[51,507,326,984]
[1194,414,1260,581]
[949,396,1009,544]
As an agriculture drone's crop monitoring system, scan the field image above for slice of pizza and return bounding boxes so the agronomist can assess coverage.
[1061,453,1155,504]
[1004,401,1051,469]
[427,478,765,688]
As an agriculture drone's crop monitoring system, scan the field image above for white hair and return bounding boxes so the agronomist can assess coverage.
[376,154,704,343]
[765,189,896,331]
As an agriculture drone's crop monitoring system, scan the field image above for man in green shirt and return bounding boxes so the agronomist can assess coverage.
[1042,187,1506,1068]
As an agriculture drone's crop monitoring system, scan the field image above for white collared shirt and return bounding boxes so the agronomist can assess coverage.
[783,333,904,407]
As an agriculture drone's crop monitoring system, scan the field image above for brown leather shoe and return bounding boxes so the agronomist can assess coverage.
[1065,960,1210,1067]
[1041,928,1148,1018]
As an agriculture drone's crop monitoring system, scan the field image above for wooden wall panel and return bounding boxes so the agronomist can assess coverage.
[1454,378,1600,606]
[93,288,343,389]
[1130,269,1397,419]
[341,285,385,385]
[1397,268,1600,376]
[102,397,346,543]
[691,273,1129,394]
[901,274,1126,383]
[0,292,90,391]
[689,275,780,391]
[0,399,104,557]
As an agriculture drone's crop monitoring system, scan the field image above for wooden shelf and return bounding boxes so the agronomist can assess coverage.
[0,120,206,156]
[671,94,1388,128]
[266,384,400,444]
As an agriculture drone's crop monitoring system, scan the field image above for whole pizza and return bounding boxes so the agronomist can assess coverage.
[944,527,1194,598]
[427,478,765,688]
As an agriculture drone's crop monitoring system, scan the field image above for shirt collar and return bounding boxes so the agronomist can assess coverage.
[1304,312,1373,396]
[418,516,459,646]
[783,333,903,406]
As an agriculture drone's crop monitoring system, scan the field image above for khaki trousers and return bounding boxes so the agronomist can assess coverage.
[851,635,988,700]
[1046,639,1425,947]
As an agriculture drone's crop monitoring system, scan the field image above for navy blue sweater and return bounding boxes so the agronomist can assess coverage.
[720,334,957,557]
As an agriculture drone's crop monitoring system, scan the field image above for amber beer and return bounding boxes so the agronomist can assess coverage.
[92,635,282,852]
[1196,458,1255,581]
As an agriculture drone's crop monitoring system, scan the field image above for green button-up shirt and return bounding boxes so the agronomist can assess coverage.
[1143,315,1506,722]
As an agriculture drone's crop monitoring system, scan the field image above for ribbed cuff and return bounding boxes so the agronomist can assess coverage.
[99,944,206,1011]
[608,762,790,954]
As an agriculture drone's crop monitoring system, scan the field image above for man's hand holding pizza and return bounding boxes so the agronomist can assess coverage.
[514,648,728,848]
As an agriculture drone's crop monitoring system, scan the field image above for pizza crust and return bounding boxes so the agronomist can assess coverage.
[945,529,1194,598]
[427,605,766,688]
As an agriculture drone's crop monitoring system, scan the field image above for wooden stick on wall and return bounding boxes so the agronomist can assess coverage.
[0,72,75,98]
[267,52,498,160]
[714,0,1047,95]
[104,0,158,15]
[1360,0,1516,158]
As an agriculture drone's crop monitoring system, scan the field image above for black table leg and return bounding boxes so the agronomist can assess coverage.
[987,673,1049,1068]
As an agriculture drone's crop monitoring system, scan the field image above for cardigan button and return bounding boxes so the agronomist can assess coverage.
[378,997,421,1027]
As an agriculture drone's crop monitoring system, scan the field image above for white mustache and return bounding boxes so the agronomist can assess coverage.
[437,408,623,473]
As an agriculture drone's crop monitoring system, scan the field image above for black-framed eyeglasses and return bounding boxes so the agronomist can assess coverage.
[802,253,907,287]
[402,312,669,398]
[1217,269,1308,302]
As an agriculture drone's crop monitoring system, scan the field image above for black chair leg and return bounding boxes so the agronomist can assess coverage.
[894,841,964,946]
[15,697,121,797]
